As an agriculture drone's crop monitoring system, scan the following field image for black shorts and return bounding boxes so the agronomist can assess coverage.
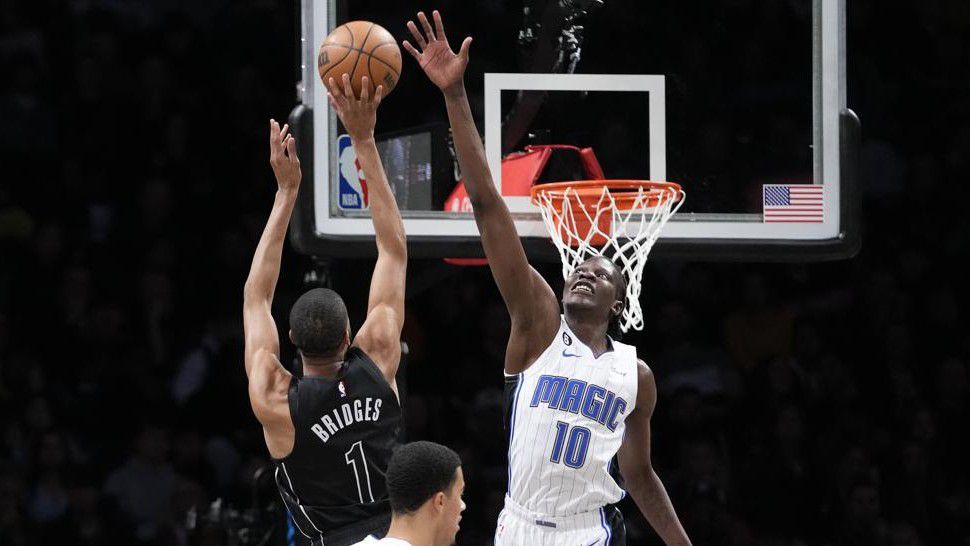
[603,504,626,546]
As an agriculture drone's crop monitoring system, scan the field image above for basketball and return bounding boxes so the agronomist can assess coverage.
[318,21,402,98]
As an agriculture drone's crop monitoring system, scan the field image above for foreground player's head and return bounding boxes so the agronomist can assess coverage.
[562,256,627,339]
[386,441,465,546]
[289,288,351,359]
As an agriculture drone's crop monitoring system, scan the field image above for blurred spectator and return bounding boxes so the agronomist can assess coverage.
[103,425,177,542]
[26,430,70,524]
[723,274,795,373]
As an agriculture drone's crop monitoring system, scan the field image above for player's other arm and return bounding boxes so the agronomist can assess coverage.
[617,360,692,546]
[404,11,560,371]
[327,75,406,390]
[243,120,298,440]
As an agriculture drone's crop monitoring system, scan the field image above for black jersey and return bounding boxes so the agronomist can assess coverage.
[273,347,401,546]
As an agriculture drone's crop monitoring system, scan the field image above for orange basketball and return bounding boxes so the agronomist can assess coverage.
[318,21,402,98]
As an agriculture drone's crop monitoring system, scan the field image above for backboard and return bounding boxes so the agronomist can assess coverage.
[289,0,859,261]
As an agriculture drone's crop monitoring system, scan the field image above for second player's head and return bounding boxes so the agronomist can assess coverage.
[561,256,627,339]
[289,288,350,359]
[386,441,465,546]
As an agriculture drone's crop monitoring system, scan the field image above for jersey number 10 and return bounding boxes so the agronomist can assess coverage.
[549,421,591,469]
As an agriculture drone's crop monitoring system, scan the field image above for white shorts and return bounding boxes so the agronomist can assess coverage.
[494,496,625,546]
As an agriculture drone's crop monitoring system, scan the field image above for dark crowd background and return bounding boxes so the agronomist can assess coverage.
[1,1,968,545]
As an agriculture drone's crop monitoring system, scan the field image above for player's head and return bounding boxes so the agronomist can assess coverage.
[386,441,465,546]
[562,256,626,339]
[288,288,350,359]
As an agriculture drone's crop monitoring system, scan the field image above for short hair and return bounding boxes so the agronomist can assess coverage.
[386,441,462,515]
[289,288,348,356]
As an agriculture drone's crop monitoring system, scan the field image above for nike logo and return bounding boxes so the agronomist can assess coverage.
[562,350,580,358]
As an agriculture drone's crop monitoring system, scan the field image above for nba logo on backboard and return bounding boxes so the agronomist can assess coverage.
[337,134,369,210]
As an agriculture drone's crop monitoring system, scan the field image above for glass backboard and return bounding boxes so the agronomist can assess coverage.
[289,0,859,261]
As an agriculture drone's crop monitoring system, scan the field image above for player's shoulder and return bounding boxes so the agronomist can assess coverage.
[346,346,390,382]
[635,358,653,375]
[632,358,658,409]
[635,358,657,391]
[634,358,655,382]
[612,338,645,364]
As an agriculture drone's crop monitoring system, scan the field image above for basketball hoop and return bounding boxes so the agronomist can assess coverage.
[530,180,685,333]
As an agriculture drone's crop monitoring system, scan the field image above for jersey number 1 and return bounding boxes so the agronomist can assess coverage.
[549,421,591,468]
[345,441,375,503]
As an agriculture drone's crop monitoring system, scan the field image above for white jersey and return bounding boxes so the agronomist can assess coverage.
[504,317,639,516]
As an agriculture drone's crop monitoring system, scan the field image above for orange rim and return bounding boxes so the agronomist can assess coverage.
[530,180,683,210]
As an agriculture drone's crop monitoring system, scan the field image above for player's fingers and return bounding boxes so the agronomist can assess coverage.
[280,123,290,143]
[328,77,343,100]
[417,11,435,41]
[402,40,421,61]
[432,10,448,43]
[458,36,473,61]
[285,135,299,163]
[406,21,427,49]
[269,119,279,157]
[327,92,339,112]
[374,85,384,106]
[342,73,355,100]
[359,76,370,102]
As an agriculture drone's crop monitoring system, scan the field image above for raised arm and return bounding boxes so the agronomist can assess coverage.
[617,361,692,546]
[243,120,299,447]
[404,11,560,372]
[327,75,406,388]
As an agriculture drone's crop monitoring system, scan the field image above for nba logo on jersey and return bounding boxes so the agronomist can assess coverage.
[337,134,369,210]
[338,381,347,398]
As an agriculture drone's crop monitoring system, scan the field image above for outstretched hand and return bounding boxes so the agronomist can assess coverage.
[328,73,383,142]
[403,10,472,95]
[269,119,301,192]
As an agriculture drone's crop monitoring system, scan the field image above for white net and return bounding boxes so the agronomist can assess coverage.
[532,182,685,332]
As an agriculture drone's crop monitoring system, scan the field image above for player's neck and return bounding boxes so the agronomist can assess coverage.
[385,514,436,546]
[563,313,611,356]
[301,354,345,379]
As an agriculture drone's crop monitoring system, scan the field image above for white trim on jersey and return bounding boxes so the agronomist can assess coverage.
[599,507,612,544]
[275,467,314,540]
[507,372,524,494]
[280,462,327,543]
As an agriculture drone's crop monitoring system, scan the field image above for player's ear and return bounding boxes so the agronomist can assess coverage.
[433,491,446,513]
[610,299,624,319]
[288,329,296,345]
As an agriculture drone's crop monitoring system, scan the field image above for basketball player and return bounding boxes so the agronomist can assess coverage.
[351,441,466,546]
[243,75,405,546]
[404,11,692,545]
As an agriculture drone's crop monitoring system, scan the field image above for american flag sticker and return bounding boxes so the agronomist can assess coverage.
[762,184,824,223]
